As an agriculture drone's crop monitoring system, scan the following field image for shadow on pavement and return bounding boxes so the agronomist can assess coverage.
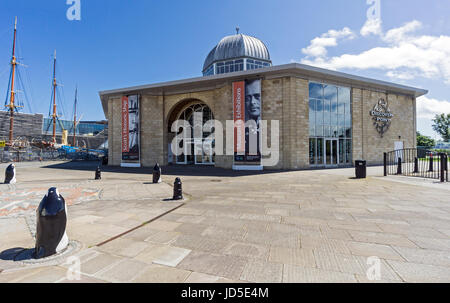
[42,161,293,177]
[0,247,34,261]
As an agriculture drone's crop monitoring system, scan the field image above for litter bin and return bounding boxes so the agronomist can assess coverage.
[355,160,366,179]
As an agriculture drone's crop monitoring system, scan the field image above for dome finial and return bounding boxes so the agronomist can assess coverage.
[236,26,240,35]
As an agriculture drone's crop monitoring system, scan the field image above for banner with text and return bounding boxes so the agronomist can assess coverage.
[233,79,262,163]
[121,95,140,163]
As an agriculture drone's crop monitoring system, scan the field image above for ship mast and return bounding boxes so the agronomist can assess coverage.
[52,50,57,144]
[73,86,77,147]
[6,17,18,145]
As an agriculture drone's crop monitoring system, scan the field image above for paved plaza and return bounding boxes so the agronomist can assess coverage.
[0,161,449,283]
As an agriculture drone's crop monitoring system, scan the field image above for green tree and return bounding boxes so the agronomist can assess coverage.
[416,131,435,148]
[432,113,450,142]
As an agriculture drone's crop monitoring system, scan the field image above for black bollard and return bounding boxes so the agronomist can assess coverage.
[429,154,434,172]
[153,163,161,184]
[95,166,101,180]
[4,163,16,184]
[414,157,419,173]
[173,177,183,200]
[397,157,402,175]
[34,187,69,259]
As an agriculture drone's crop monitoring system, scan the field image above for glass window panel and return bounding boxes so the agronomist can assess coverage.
[310,125,315,137]
[309,83,323,99]
[247,59,254,63]
[324,125,330,137]
[331,126,338,138]
[339,139,345,164]
[331,97,337,113]
[338,87,351,105]
[323,99,330,125]
[331,111,337,126]
[309,99,315,124]
[345,139,352,164]
[315,99,323,125]
[324,85,337,103]
[339,126,345,138]
[217,62,224,66]
[309,138,316,165]
[338,114,345,127]
[315,125,323,137]
[345,105,352,128]
[332,140,338,165]
[317,138,323,165]
[235,59,243,63]
[345,127,352,138]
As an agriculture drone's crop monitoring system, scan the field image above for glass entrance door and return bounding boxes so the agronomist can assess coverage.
[325,139,338,166]
[194,139,214,165]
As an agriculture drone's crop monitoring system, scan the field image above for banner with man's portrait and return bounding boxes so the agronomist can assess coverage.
[121,95,140,163]
[233,79,262,163]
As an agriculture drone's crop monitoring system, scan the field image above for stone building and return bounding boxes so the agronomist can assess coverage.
[99,33,427,170]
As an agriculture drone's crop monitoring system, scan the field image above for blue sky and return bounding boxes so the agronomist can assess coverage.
[1,0,449,139]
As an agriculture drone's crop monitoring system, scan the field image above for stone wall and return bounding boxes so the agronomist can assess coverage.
[352,89,416,165]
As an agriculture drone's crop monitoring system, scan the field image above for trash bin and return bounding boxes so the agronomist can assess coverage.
[355,160,366,179]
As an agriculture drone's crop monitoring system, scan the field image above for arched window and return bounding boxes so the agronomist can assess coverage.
[173,103,215,165]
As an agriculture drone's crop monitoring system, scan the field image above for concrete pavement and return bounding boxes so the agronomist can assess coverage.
[0,161,449,283]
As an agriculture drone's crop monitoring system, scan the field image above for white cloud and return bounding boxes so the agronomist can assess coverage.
[386,71,415,80]
[300,20,450,84]
[301,27,355,58]
[383,20,422,43]
[361,18,382,37]
[416,96,450,119]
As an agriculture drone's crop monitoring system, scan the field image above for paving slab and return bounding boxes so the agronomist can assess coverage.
[282,264,357,283]
[131,264,191,283]
[177,251,247,280]
[386,260,450,283]
[240,260,283,283]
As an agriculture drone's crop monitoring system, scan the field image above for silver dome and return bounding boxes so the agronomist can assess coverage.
[203,34,271,72]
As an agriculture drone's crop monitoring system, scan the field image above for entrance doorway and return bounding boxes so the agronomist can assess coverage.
[310,137,348,167]
[325,139,338,166]
[172,102,215,165]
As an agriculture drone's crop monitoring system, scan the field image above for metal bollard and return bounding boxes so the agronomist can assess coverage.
[4,163,16,184]
[383,153,387,177]
[414,157,419,173]
[173,177,183,200]
[397,157,402,175]
[440,153,445,183]
[429,154,434,172]
[95,166,101,180]
[153,163,161,184]
[34,187,69,259]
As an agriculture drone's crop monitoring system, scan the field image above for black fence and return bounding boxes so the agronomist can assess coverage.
[384,148,449,182]
[0,146,104,163]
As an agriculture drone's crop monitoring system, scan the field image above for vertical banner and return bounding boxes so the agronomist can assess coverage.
[121,96,129,153]
[233,79,262,163]
[233,81,245,160]
[121,95,140,165]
